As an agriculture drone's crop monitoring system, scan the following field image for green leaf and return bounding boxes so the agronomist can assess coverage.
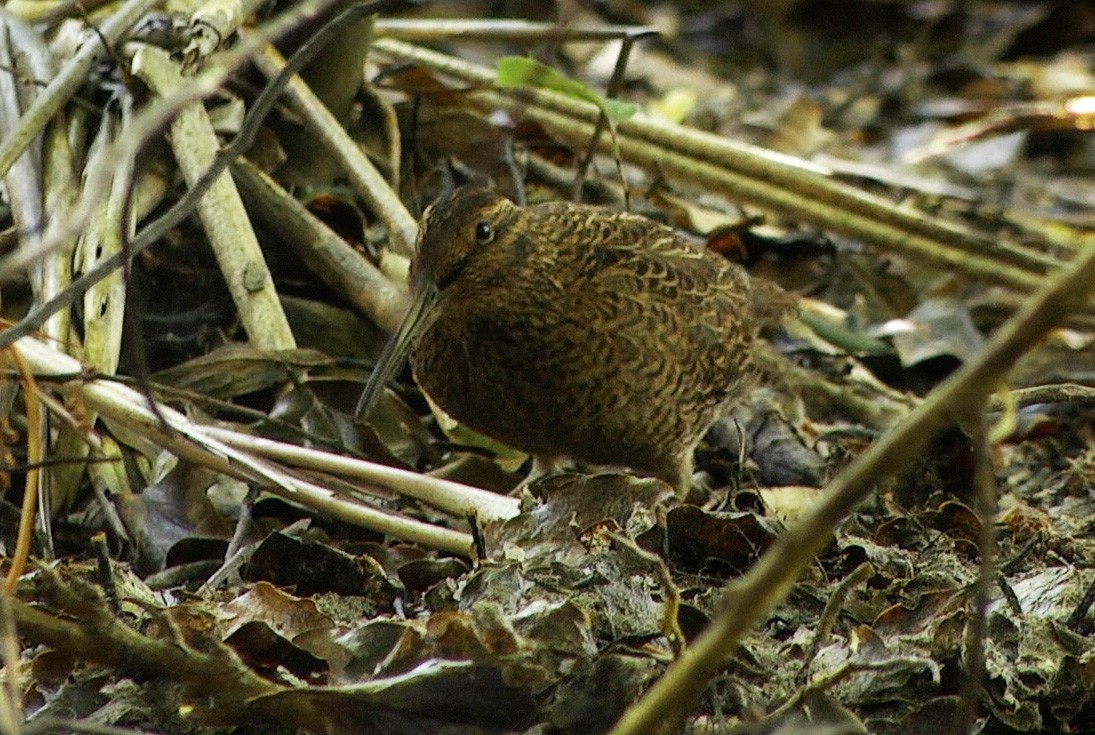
[602,97,638,121]
[496,56,637,122]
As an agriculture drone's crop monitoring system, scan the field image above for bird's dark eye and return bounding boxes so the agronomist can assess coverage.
[474,221,493,244]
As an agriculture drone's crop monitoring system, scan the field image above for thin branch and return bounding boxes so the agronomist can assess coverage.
[954,408,999,734]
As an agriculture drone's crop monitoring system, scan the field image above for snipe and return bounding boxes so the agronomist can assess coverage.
[358,187,793,495]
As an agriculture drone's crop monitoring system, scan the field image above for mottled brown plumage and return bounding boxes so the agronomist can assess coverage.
[358,187,793,494]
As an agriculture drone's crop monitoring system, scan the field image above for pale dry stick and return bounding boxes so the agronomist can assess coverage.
[231,157,411,333]
[249,41,418,256]
[53,117,171,511]
[374,17,654,42]
[186,0,273,57]
[0,15,57,533]
[0,0,157,193]
[369,39,1070,293]
[199,424,521,523]
[78,111,171,371]
[607,229,1095,733]
[0,0,369,345]
[0,12,61,336]
[81,108,128,376]
[987,382,1095,410]
[7,0,115,25]
[132,44,296,351]
[0,14,45,235]
[3,67,70,534]
[11,334,476,555]
[70,103,142,515]
[44,110,124,515]
[62,102,92,185]
[35,120,79,347]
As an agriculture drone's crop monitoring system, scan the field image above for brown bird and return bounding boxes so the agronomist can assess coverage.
[357,187,793,495]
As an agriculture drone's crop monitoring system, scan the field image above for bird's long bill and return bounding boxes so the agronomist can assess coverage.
[354,284,437,420]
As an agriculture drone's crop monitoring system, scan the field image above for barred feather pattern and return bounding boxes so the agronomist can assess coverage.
[409,187,793,492]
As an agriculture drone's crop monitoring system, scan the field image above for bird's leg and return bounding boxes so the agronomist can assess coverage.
[526,454,569,484]
[647,451,695,500]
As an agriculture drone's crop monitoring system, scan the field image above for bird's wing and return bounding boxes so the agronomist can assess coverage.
[564,211,753,318]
